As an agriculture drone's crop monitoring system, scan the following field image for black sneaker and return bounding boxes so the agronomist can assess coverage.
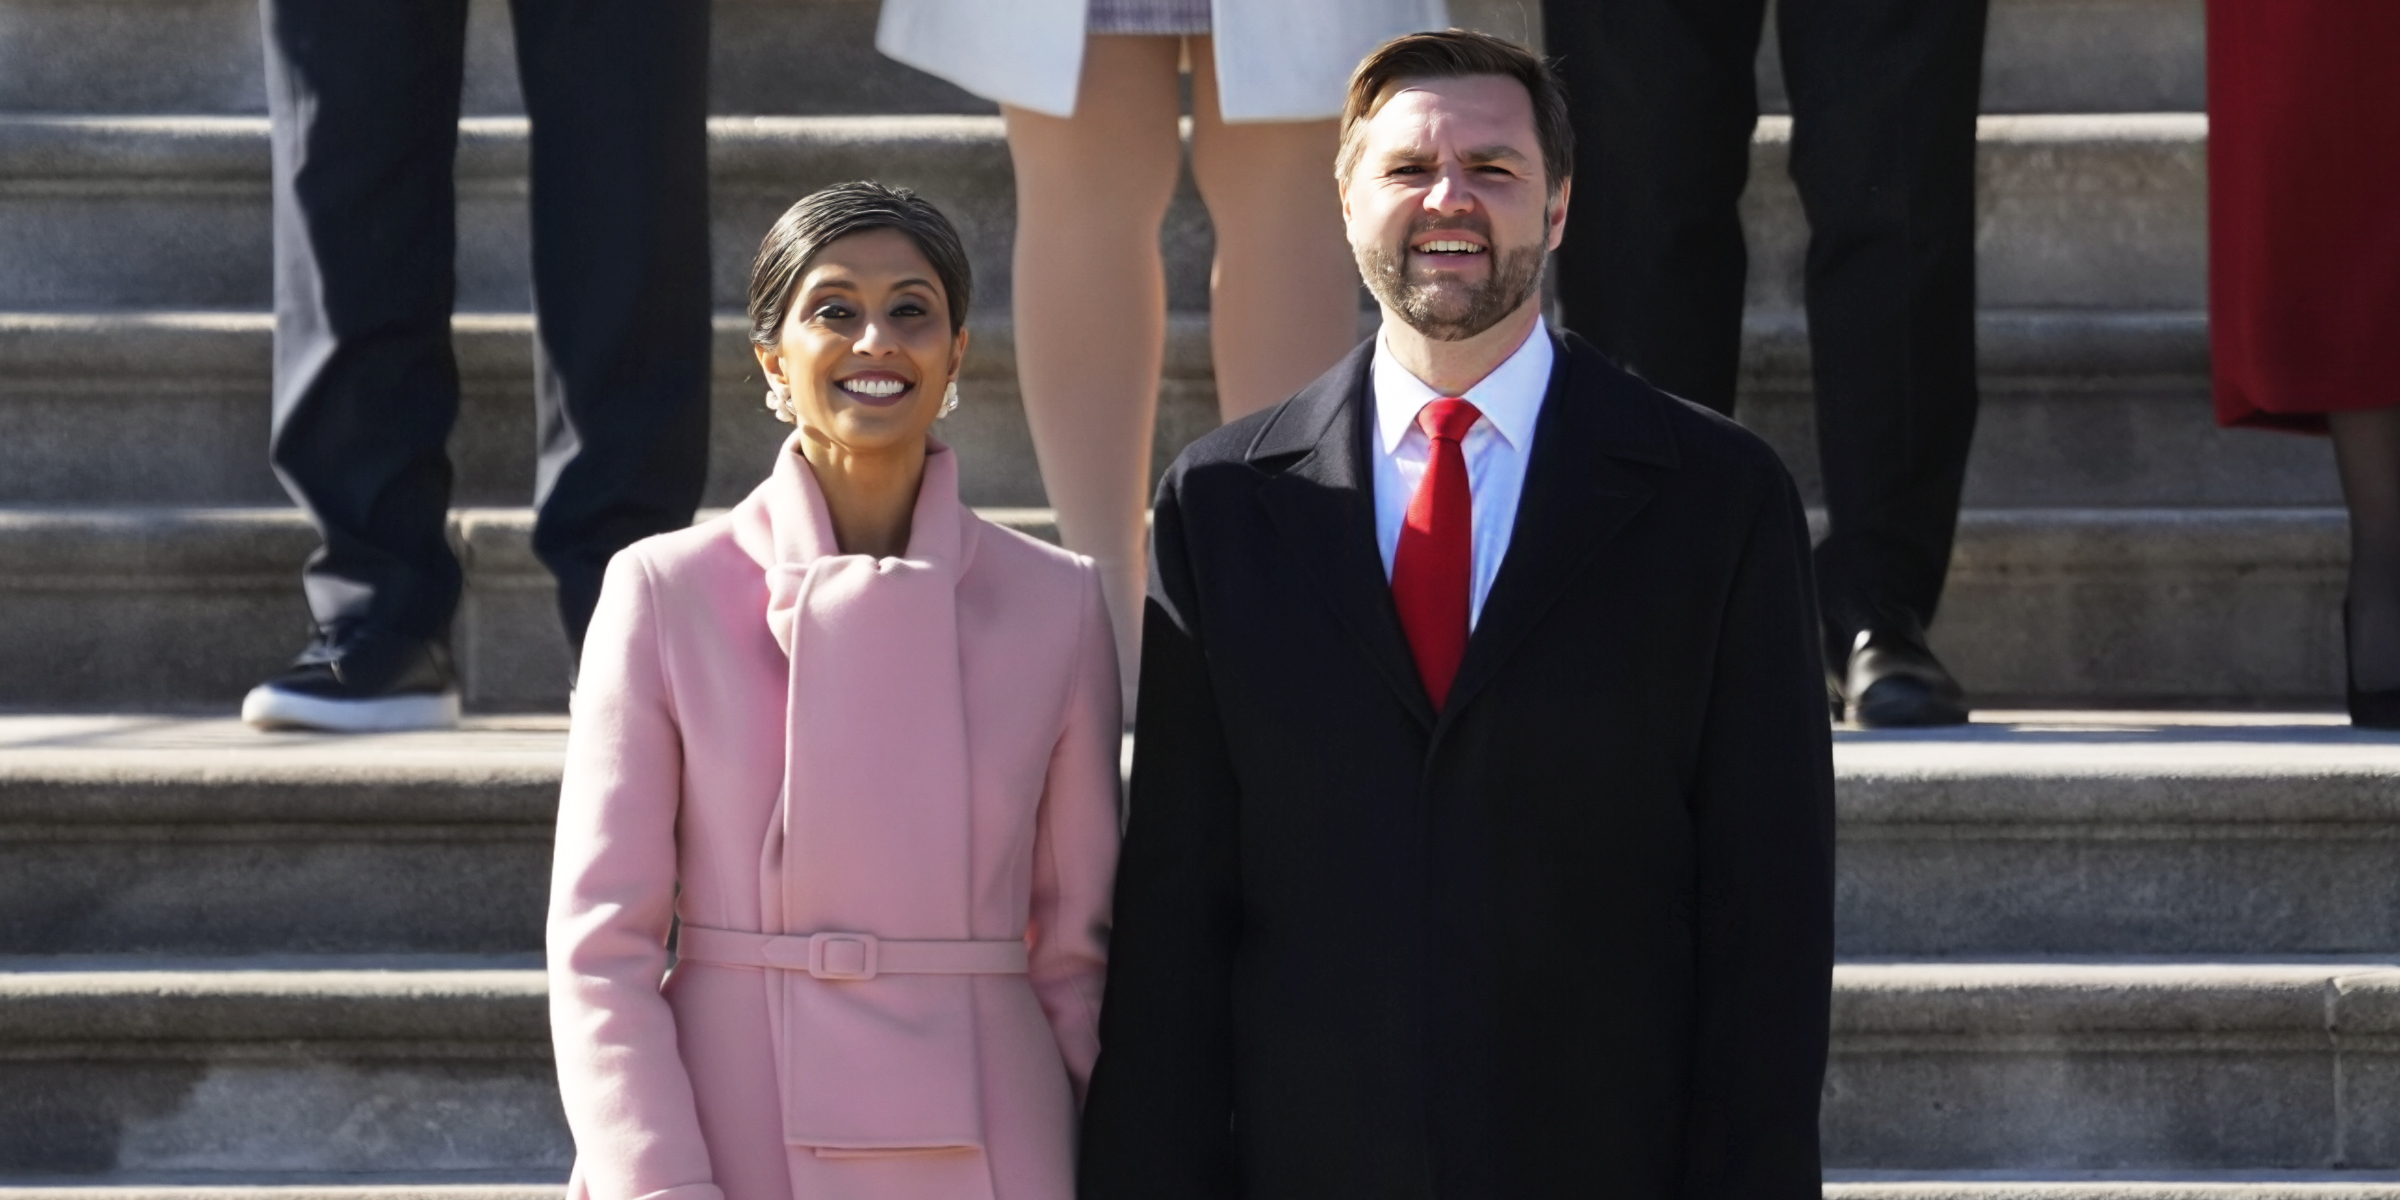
[1828,618,1970,729]
[240,624,461,732]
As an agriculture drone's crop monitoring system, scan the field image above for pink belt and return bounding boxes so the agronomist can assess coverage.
[677,924,1028,981]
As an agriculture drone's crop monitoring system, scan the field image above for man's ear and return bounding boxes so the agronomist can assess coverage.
[1545,177,1572,252]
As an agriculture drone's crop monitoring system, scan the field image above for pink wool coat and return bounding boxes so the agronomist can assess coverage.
[548,435,1121,1200]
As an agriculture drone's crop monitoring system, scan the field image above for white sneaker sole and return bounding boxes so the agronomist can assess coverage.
[241,684,462,733]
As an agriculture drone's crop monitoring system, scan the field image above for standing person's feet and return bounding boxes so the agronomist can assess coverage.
[2347,678,2400,730]
[241,624,461,732]
[2344,599,2400,730]
[1828,617,1970,729]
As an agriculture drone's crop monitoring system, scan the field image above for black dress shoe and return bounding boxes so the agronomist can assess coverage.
[1832,622,1970,729]
[241,624,460,732]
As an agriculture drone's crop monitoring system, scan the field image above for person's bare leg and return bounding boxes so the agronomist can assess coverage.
[1187,37,1363,422]
[2332,405,2400,691]
[1004,36,1185,707]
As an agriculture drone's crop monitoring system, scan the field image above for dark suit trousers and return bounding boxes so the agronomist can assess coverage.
[1542,0,1987,640]
[260,0,711,653]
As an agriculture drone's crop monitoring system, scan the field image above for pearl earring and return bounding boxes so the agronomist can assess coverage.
[940,381,960,419]
[763,382,794,423]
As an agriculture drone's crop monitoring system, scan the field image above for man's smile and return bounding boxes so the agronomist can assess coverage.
[1410,237,1489,257]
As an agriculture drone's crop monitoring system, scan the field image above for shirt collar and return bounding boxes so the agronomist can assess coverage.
[1371,316,1554,455]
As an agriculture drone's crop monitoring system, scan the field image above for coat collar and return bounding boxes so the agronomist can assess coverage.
[732,433,979,595]
[1251,329,1676,732]
[1254,338,1439,729]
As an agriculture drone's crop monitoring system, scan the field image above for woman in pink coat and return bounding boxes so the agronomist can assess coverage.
[547,181,1122,1200]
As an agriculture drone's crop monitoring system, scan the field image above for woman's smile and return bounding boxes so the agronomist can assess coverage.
[838,371,915,406]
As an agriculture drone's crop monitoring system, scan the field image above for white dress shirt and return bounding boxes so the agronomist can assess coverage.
[1371,317,1554,629]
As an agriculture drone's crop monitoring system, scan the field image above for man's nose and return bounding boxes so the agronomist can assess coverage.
[1424,165,1477,214]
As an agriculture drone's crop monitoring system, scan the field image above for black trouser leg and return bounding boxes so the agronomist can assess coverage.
[1780,0,1988,641]
[1542,0,1768,412]
[511,0,713,654]
[262,0,470,642]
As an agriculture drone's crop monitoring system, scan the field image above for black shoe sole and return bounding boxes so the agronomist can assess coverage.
[1851,682,1971,729]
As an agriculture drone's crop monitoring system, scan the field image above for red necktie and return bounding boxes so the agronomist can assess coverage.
[1391,397,1481,709]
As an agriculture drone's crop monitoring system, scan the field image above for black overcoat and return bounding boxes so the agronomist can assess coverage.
[1079,330,1836,1200]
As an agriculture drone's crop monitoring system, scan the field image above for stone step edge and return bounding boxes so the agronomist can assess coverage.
[8,959,2400,1046]
[7,712,2400,826]
[0,1183,562,1197]
[0,961,546,1045]
[0,309,2210,388]
[9,1183,2400,1200]
[0,505,2344,583]
[1826,1177,2400,1199]
[0,113,2205,183]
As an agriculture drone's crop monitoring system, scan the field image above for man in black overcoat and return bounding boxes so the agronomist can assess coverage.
[1079,30,1836,1200]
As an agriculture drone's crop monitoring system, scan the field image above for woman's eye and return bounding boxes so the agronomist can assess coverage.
[893,302,927,317]
[813,305,853,321]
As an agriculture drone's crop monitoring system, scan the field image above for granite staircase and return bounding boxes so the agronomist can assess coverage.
[10,0,2400,1194]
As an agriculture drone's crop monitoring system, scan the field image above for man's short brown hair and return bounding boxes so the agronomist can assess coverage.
[1337,29,1574,195]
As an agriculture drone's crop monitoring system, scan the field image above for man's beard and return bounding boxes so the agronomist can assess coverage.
[1357,221,1548,342]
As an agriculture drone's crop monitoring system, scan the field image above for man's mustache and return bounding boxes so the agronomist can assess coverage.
[1400,217,1493,243]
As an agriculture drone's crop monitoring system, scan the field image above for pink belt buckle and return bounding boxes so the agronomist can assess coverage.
[807,932,880,980]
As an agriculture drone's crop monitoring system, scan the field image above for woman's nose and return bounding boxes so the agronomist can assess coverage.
[854,320,901,355]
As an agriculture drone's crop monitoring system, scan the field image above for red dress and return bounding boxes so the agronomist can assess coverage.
[2210,0,2400,433]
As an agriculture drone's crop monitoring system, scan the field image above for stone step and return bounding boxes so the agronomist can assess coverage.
[9,1184,2400,1200]
[0,115,1064,314]
[0,310,1175,513]
[1837,714,2400,955]
[0,0,2199,117]
[10,1183,2400,1200]
[1823,961,2400,1172]
[0,505,2347,710]
[0,0,981,120]
[0,307,2326,513]
[0,505,1022,711]
[0,1190,562,1198]
[0,113,2203,314]
[1825,1180,2400,1198]
[5,713,2397,957]
[0,1189,564,1197]
[0,717,562,955]
[11,958,2400,1173]
[0,958,562,1175]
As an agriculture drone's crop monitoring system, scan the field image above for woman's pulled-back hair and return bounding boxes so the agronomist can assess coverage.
[746,181,974,346]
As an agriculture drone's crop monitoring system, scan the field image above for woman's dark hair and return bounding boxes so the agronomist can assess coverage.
[746,181,974,345]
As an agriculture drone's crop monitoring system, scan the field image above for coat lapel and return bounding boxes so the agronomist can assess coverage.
[1437,333,1679,729]
[1254,340,1440,732]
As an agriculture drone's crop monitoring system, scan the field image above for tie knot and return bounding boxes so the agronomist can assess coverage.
[1416,397,1482,444]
